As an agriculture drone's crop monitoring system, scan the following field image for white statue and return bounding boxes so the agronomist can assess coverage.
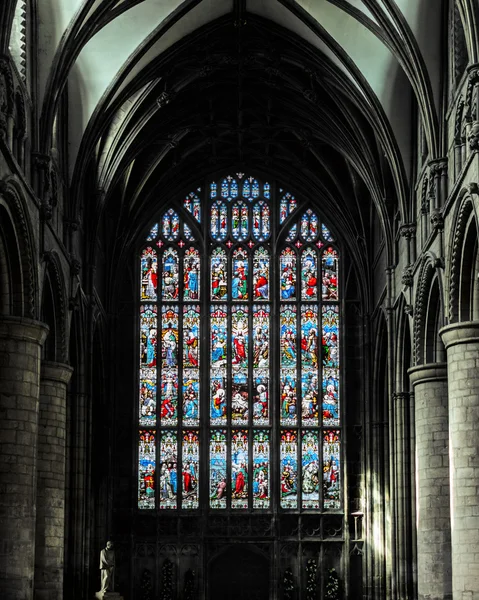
[100,541,115,594]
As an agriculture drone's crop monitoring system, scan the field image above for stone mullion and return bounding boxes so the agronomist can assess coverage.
[34,361,73,600]
[408,363,451,600]
[440,322,479,600]
[0,317,48,600]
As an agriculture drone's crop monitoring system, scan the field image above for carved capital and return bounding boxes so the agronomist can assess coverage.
[428,158,448,177]
[40,200,53,221]
[404,304,414,316]
[402,265,414,288]
[468,182,479,196]
[156,91,175,108]
[33,152,51,171]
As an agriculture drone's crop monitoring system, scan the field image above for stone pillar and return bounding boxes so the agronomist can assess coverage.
[409,363,452,600]
[440,322,479,600]
[34,362,73,600]
[0,317,48,600]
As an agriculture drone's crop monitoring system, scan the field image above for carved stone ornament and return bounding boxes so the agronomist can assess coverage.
[404,304,414,316]
[430,209,444,232]
[468,121,479,151]
[0,57,14,116]
[70,256,82,276]
[402,265,414,288]
[40,200,53,221]
[399,224,416,239]
[156,91,175,108]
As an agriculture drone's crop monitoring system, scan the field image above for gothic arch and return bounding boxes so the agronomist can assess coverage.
[396,295,413,392]
[448,190,479,322]
[41,251,67,362]
[0,201,22,315]
[413,256,445,365]
[0,179,36,317]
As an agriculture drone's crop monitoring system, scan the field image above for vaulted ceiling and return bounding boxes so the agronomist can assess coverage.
[7,0,450,271]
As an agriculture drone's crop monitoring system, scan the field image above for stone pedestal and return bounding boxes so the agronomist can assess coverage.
[440,322,479,600]
[0,317,48,600]
[34,362,73,600]
[409,363,452,600]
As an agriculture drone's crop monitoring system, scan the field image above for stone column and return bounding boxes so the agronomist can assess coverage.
[440,322,479,600]
[408,363,452,600]
[0,317,48,600]
[34,362,73,600]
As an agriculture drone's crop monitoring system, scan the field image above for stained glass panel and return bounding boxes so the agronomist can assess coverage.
[232,248,248,300]
[183,306,200,368]
[182,431,199,509]
[323,430,340,510]
[263,182,270,199]
[141,247,158,300]
[280,248,296,300]
[159,431,177,509]
[323,367,340,426]
[253,430,270,508]
[300,209,319,242]
[161,306,178,369]
[184,223,195,241]
[322,247,339,300]
[211,248,228,300]
[280,371,297,426]
[146,223,158,241]
[286,224,297,242]
[322,305,339,368]
[280,305,297,368]
[321,223,334,241]
[211,201,228,241]
[301,248,318,300]
[138,430,156,509]
[139,368,156,426]
[160,370,178,426]
[253,248,269,300]
[280,430,298,509]
[302,431,320,509]
[231,430,248,509]
[279,191,297,223]
[232,202,249,241]
[162,248,179,300]
[162,209,180,241]
[210,305,227,425]
[210,429,227,508]
[184,191,201,222]
[184,248,200,301]
[140,304,157,368]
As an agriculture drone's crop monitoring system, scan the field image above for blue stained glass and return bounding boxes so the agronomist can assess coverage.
[253,248,269,300]
[211,249,228,300]
[232,306,248,368]
[251,179,260,198]
[253,431,270,508]
[280,248,296,300]
[302,431,320,509]
[232,370,249,425]
[322,305,339,368]
[322,367,339,426]
[183,306,200,367]
[280,306,297,367]
[182,431,199,509]
[280,430,298,509]
[159,431,178,509]
[323,430,341,510]
[210,181,217,198]
[322,223,334,241]
[183,248,200,301]
[232,248,248,300]
[210,371,227,424]
[184,223,195,241]
[286,224,297,242]
[139,368,156,426]
[322,247,339,300]
[301,248,318,300]
[231,430,248,508]
[211,201,228,241]
[253,305,270,369]
[301,306,319,368]
[141,247,158,300]
[210,430,227,508]
[232,202,249,241]
[280,191,297,223]
[221,178,229,198]
[301,369,319,425]
[146,223,158,241]
[263,182,270,199]
[242,179,251,198]
[161,306,178,369]
[140,304,157,368]
[162,248,179,301]
[182,371,199,425]
[138,430,156,509]
[231,179,239,198]
[280,370,297,425]
[184,192,201,222]
[162,209,180,241]
[253,370,269,425]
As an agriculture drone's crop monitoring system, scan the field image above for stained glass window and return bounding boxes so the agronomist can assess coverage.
[138,176,341,512]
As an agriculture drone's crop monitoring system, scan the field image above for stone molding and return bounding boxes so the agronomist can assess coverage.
[408,362,448,386]
[41,360,73,385]
[439,321,479,349]
[0,316,49,345]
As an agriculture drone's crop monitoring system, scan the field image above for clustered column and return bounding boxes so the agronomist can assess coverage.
[0,317,48,600]
[440,322,479,600]
[409,363,452,600]
[34,361,73,600]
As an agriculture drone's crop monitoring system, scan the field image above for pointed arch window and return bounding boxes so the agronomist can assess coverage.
[137,176,341,513]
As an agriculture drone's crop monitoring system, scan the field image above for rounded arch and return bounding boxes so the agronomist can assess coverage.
[41,251,67,362]
[448,190,478,322]
[413,256,446,365]
[0,178,37,317]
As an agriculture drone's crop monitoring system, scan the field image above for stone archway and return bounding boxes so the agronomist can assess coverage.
[208,545,270,600]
